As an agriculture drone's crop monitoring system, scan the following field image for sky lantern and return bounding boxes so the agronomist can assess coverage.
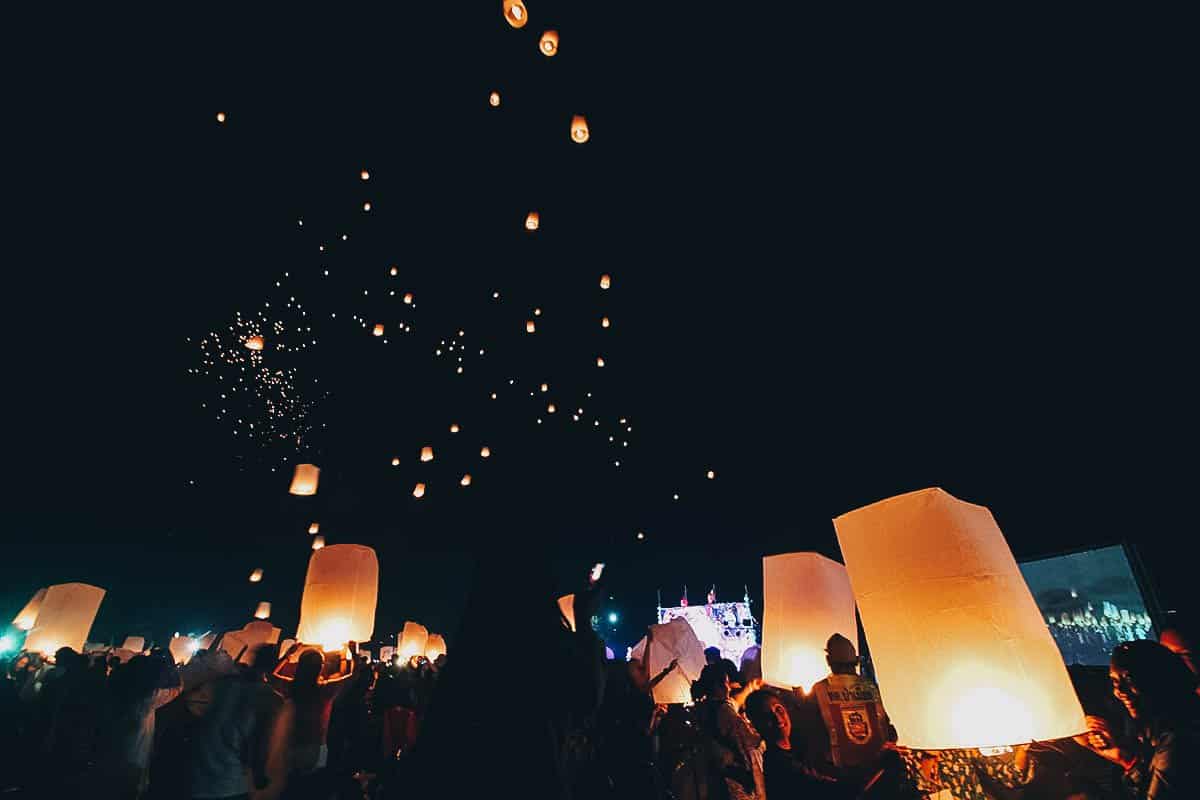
[525,211,539,231]
[420,446,434,462]
[311,535,325,550]
[480,446,490,458]
[249,568,264,583]
[706,470,715,479]
[296,544,378,651]
[308,522,320,534]
[629,618,707,704]
[460,474,472,487]
[834,488,1086,750]
[363,202,372,212]
[489,91,500,107]
[761,553,857,693]
[450,423,460,433]
[254,602,272,620]
[424,633,447,661]
[403,292,413,304]
[596,356,605,368]
[289,463,320,496]
[168,635,195,665]
[389,266,397,276]
[244,335,264,351]
[601,316,610,328]
[413,483,426,498]
[526,320,536,333]
[373,324,384,337]
[540,383,548,392]
[599,273,611,289]
[216,111,226,123]
[391,456,401,466]
[360,169,370,180]
[570,114,590,143]
[502,0,528,28]
[121,636,145,653]
[547,403,556,413]
[398,621,429,661]
[539,30,559,56]
[12,587,46,631]
[23,583,106,656]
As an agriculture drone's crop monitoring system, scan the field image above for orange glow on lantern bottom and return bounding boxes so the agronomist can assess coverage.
[781,647,830,694]
[308,617,353,651]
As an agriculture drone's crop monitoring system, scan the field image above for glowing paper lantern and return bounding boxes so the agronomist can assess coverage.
[599,274,611,289]
[706,470,715,479]
[570,114,589,143]
[425,634,447,661]
[24,583,106,655]
[601,316,610,328]
[296,544,378,650]
[289,463,320,496]
[311,535,325,551]
[489,91,500,107]
[450,423,460,433]
[539,30,559,56]
[373,324,384,337]
[403,292,413,304]
[526,320,536,333]
[360,170,370,180]
[833,488,1086,749]
[480,446,491,458]
[761,553,857,693]
[168,635,195,665]
[460,474,472,487]
[413,483,426,498]
[392,457,401,466]
[596,356,605,368]
[557,595,576,632]
[547,403,556,413]
[389,266,397,276]
[12,587,46,631]
[254,602,271,620]
[540,383,548,392]
[216,111,226,123]
[525,212,539,231]
[398,621,429,660]
[121,636,145,653]
[420,446,434,462]
[249,568,264,583]
[244,335,264,351]
[308,522,320,534]
[629,617,707,704]
[502,0,528,28]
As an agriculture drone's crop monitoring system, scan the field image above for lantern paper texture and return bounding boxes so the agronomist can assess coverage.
[761,552,857,693]
[398,621,429,660]
[254,602,272,619]
[289,463,320,496]
[629,617,707,705]
[168,635,195,665]
[296,544,379,650]
[24,583,106,655]
[425,633,447,661]
[833,487,1086,749]
[379,646,395,663]
[121,636,145,653]
[13,587,47,631]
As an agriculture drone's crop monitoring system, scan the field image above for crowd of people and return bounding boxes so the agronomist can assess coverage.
[2,596,1198,799]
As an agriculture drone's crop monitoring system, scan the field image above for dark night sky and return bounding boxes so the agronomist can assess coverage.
[5,8,1193,653]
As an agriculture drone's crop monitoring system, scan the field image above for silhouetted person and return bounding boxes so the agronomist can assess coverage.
[696,662,765,800]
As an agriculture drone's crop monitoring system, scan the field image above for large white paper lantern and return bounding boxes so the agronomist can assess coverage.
[295,544,379,650]
[121,636,145,653]
[12,587,47,631]
[24,583,106,655]
[833,487,1086,749]
[398,621,429,661]
[629,617,707,704]
[761,552,857,693]
[425,633,447,661]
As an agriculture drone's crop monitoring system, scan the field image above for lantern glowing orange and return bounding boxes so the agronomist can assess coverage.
[834,488,1086,749]
[540,383,548,392]
[412,483,426,498]
[249,568,263,583]
[311,535,325,550]
[308,522,320,534]
[420,446,434,462]
[596,356,605,368]
[480,446,491,458]
[547,403,556,413]
[12,587,46,631]
[489,91,501,107]
[389,266,397,276]
[761,553,857,693]
[23,583,106,656]
[296,544,378,651]
[460,473,472,486]
[539,30,559,56]
[601,316,610,328]
[502,0,528,28]
[373,324,384,337]
[254,602,271,620]
[706,470,715,479]
[450,423,460,433]
[424,633,447,661]
[168,635,195,665]
[121,636,145,653]
[391,457,400,466]
[525,211,539,231]
[599,273,611,289]
[526,320,536,333]
[244,335,264,351]
[398,621,429,660]
[570,114,589,143]
[289,463,320,496]
[216,111,226,123]
[403,292,413,304]
[363,202,371,212]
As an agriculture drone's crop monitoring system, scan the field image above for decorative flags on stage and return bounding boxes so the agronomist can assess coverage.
[833,487,1086,749]
[24,583,106,656]
[630,617,707,705]
[761,552,857,693]
[295,544,379,650]
[12,587,46,631]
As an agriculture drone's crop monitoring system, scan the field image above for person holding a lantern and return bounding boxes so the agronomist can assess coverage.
[744,689,850,799]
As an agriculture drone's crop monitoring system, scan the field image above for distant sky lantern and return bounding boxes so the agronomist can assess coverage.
[412,483,426,498]
[637,531,645,540]
[599,273,611,289]
[706,470,716,479]
[526,320,536,333]
[216,111,226,123]
[420,446,434,462]
[24,583,106,656]
[289,463,320,496]
[296,544,378,651]
[834,488,1086,749]
[360,169,370,180]
[425,633,447,661]
[540,383,548,392]
[389,266,397,276]
[403,292,413,304]
[547,403,556,413]
[391,457,400,466]
[571,114,590,143]
[533,307,542,316]
[244,335,264,351]
[398,621,429,660]
[249,568,264,583]
[480,446,491,458]
[254,602,271,620]
[373,324,384,337]
[308,522,320,534]
[761,553,857,693]
[596,356,605,368]
[122,636,146,653]
[311,535,325,550]
[539,30,559,55]
[502,0,527,28]
[489,91,500,107]
[525,211,539,231]
[450,423,460,433]
[601,316,610,328]
[12,587,47,631]
[363,202,371,212]
[460,474,472,487]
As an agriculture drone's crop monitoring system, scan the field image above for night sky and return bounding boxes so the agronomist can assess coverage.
[6,8,1193,653]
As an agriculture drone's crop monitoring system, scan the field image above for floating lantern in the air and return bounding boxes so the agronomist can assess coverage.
[361,170,370,181]
[533,308,542,317]
[450,423,460,433]
[420,446,434,462]
[168,635,195,665]
[391,457,400,466]
[547,403,556,413]
[596,356,605,368]
[403,292,413,304]
[599,273,611,289]
[833,488,1086,750]
[539,30,559,56]
[12,587,46,631]
[413,483,426,498]
[254,602,271,620]
[526,320,536,333]
[249,568,264,583]
[398,621,429,661]
[23,583,106,656]
[425,633,447,661]
[311,535,325,550]
[296,544,378,651]
[706,470,715,479]
[525,211,539,231]
[637,531,645,540]
[289,464,320,496]
[489,91,500,107]
[601,316,610,328]
[571,114,589,143]
[373,324,384,337]
[630,618,707,704]
[502,0,527,28]
[460,474,472,487]
[216,111,226,123]
[244,335,264,351]
[121,636,145,653]
[761,553,856,693]
[389,266,398,276]
[540,383,548,392]
[480,446,491,458]
[308,522,320,534]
